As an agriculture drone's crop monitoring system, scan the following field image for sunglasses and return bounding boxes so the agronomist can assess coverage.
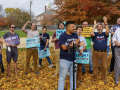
[11,27,16,28]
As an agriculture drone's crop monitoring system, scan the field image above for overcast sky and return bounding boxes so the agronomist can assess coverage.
[0,0,54,17]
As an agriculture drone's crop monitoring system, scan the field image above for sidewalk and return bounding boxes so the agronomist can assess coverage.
[3,36,54,49]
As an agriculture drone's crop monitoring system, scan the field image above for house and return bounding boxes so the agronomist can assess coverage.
[36,4,57,25]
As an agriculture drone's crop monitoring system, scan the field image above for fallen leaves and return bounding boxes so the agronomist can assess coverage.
[0,48,120,90]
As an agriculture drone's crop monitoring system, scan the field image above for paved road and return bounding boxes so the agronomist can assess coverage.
[3,36,54,49]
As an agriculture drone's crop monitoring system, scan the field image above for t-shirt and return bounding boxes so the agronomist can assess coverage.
[39,33,50,46]
[92,32,108,50]
[78,35,87,50]
[85,37,92,49]
[59,32,78,61]
[26,30,39,38]
[26,30,39,49]
[52,32,60,49]
[3,32,19,51]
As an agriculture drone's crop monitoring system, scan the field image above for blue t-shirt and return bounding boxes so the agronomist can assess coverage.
[93,32,108,50]
[39,33,50,46]
[59,32,78,61]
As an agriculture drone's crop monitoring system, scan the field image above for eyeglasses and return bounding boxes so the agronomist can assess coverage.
[11,27,16,28]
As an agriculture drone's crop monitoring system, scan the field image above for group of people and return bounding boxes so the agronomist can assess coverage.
[0,16,120,89]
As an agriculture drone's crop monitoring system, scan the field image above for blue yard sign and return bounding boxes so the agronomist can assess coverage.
[107,33,111,46]
[4,35,20,45]
[26,37,40,48]
[38,48,51,59]
[56,29,66,39]
[76,52,89,64]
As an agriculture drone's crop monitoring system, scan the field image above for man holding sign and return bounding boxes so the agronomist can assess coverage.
[1,24,20,76]
[91,16,109,83]
[22,21,40,75]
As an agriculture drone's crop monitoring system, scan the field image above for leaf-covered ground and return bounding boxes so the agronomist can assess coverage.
[0,47,120,90]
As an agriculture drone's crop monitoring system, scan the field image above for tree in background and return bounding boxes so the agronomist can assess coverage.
[4,8,34,28]
[54,0,120,24]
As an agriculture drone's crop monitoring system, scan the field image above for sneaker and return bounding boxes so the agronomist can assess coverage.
[53,73,57,77]
[35,72,40,74]
[38,65,41,67]
[25,73,28,75]
[90,71,93,74]
[49,64,53,68]
[108,70,112,74]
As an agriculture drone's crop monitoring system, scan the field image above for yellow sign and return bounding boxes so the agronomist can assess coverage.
[81,27,92,37]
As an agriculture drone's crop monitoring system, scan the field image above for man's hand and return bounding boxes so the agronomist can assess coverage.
[115,41,120,46]
[94,20,97,26]
[6,43,10,47]
[44,47,46,51]
[79,49,83,56]
[26,21,31,24]
[79,41,85,46]
[11,45,16,47]
[103,16,107,24]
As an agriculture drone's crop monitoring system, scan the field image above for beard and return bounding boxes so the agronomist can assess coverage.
[97,29,102,33]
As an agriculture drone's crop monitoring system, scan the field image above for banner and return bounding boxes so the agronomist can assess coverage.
[26,37,40,48]
[38,48,51,59]
[56,29,66,39]
[107,33,111,46]
[76,52,89,64]
[81,27,92,37]
[4,35,20,45]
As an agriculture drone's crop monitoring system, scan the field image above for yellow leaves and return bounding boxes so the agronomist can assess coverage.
[0,48,115,90]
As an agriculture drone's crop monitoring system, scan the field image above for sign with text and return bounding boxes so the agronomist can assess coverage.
[4,35,20,45]
[107,33,111,45]
[26,37,40,48]
[56,29,66,39]
[81,27,92,37]
[38,48,51,59]
[76,52,89,64]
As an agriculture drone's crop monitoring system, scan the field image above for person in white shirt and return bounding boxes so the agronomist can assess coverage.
[112,28,120,85]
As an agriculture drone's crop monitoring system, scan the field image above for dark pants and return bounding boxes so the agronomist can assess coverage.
[0,55,4,73]
[110,45,115,72]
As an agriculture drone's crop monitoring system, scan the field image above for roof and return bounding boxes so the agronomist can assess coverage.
[37,9,55,17]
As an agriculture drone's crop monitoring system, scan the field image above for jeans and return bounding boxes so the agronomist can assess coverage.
[110,44,115,72]
[39,45,52,65]
[0,55,4,73]
[107,46,110,57]
[58,59,77,90]
[82,48,93,72]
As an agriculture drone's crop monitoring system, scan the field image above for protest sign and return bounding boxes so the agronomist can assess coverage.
[81,27,92,37]
[38,48,51,59]
[26,37,40,48]
[76,52,89,64]
[56,29,66,39]
[4,35,20,45]
[107,33,111,46]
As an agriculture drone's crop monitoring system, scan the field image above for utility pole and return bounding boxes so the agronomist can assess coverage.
[30,1,33,22]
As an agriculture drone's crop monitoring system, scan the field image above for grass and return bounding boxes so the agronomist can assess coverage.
[0,31,55,38]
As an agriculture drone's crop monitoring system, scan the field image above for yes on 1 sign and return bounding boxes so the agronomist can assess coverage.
[76,52,89,64]
[56,29,66,39]
[26,37,40,48]
[4,35,20,45]
[38,48,51,59]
